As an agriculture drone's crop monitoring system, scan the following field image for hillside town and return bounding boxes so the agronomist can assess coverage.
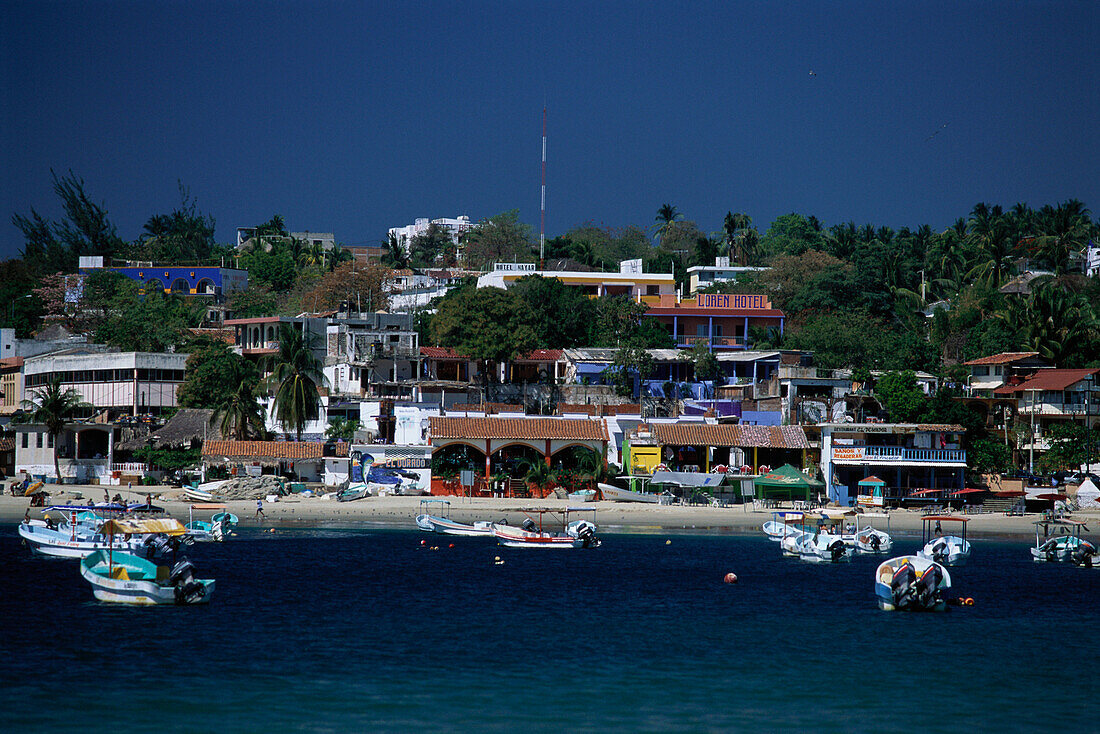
[3,190,1099,508]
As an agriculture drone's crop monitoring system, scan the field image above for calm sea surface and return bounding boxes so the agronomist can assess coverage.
[1,525,1097,733]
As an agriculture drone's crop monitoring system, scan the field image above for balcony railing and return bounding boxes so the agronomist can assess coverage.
[678,335,747,348]
[861,445,966,463]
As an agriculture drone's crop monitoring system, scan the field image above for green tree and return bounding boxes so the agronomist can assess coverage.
[460,210,534,269]
[326,417,360,441]
[509,275,598,347]
[874,370,927,423]
[760,213,823,257]
[229,284,281,318]
[130,183,217,263]
[968,438,1013,475]
[430,286,537,392]
[261,324,327,441]
[681,341,722,385]
[19,375,90,481]
[1037,423,1096,473]
[652,204,683,247]
[94,289,201,352]
[609,345,654,398]
[408,223,458,268]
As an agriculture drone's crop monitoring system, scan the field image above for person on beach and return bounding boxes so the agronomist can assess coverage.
[255,499,265,521]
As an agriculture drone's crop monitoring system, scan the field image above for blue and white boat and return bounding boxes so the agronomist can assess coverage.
[875,555,951,611]
[1031,519,1097,565]
[18,508,149,559]
[415,499,494,536]
[185,504,238,542]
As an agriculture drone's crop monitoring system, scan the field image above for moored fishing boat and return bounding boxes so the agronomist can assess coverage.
[853,512,893,554]
[415,499,494,536]
[79,518,213,605]
[917,516,971,566]
[186,503,237,542]
[492,507,601,548]
[1031,519,1097,565]
[874,555,951,611]
[18,508,153,559]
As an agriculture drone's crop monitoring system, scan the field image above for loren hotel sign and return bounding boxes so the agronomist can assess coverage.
[695,294,772,309]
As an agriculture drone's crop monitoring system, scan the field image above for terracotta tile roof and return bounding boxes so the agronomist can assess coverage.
[514,349,564,361]
[993,368,1100,395]
[429,416,608,441]
[201,440,350,459]
[963,352,1040,366]
[421,346,469,359]
[651,423,810,449]
[0,436,15,452]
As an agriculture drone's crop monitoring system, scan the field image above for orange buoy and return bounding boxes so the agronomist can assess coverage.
[448,543,455,548]
[724,572,738,584]
[420,539,427,546]
[965,597,975,606]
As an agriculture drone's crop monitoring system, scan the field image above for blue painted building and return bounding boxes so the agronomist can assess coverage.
[78,258,248,301]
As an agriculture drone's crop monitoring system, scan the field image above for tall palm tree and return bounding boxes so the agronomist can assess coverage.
[213,367,266,441]
[298,241,327,268]
[19,376,90,481]
[653,204,683,247]
[966,202,1015,286]
[261,323,327,441]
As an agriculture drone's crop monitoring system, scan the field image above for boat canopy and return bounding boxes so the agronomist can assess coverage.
[650,471,723,487]
[189,503,227,510]
[99,518,187,536]
[922,515,969,523]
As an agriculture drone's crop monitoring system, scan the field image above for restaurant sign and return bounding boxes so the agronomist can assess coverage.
[832,446,866,461]
[695,293,772,309]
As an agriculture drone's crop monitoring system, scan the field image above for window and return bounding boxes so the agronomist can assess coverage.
[36,433,43,448]
[47,434,53,448]
[647,285,661,296]
[21,433,28,449]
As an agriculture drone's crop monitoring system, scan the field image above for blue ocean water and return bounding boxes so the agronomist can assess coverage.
[1,526,1098,733]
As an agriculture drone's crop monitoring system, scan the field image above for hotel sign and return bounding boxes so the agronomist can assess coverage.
[695,294,772,309]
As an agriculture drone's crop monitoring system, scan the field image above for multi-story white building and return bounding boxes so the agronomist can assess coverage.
[686,257,770,295]
[389,216,472,256]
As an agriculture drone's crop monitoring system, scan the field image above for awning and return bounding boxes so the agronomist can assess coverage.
[575,363,609,375]
[649,471,724,488]
[100,518,186,536]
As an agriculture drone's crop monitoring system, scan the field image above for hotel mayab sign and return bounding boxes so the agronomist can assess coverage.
[695,294,772,309]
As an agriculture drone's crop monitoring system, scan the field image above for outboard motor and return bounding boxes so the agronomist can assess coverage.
[571,520,601,548]
[931,540,949,565]
[869,533,881,551]
[915,565,943,610]
[1040,539,1059,562]
[828,540,847,562]
[521,518,537,533]
[143,534,175,560]
[1070,544,1095,568]
[890,563,917,609]
[174,580,207,604]
[167,558,196,587]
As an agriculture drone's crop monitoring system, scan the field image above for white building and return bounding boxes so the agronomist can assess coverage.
[687,257,770,295]
[389,216,472,256]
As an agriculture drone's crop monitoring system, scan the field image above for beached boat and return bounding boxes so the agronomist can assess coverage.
[183,479,229,502]
[79,520,214,605]
[597,482,660,503]
[415,499,494,536]
[567,489,596,503]
[916,516,971,566]
[492,507,601,549]
[874,555,952,611]
[18,509,153,559]
[1031,519,1097,565]
[337,483,374,502]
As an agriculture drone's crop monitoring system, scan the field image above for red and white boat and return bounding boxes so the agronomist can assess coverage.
[492,507,601,549]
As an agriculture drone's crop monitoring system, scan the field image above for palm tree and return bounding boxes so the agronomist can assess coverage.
[213,373,266,441]
[653,204,683,247]
[19,376,90,482]
[261,323,327,441]
[298,241,327,268]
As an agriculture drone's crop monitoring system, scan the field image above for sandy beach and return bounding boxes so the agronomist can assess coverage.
[4,484,1097,540]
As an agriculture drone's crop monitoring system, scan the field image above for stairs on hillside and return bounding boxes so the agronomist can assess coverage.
[981,496,1024,515]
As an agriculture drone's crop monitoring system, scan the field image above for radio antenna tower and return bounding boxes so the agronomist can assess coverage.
[540,106,547,268]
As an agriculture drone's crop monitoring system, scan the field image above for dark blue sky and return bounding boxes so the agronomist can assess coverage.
[3,1,1098,259]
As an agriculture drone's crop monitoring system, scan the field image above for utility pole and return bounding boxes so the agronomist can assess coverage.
[1029,389,1037,474]
[1086,373,1094,476]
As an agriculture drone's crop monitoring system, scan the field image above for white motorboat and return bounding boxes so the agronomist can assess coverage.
[18,509,151,559]
[916,516,971,566]
[185,503,237,542]
[1031,519,1097,566]
[597,482,660,503]
[853,513,893,554]
[794,530,853,563]
[415,499,494,536]
[492,507,601,549]
[874,555,952,611]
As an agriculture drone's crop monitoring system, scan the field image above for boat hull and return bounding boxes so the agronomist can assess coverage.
[917,536,971,566]
[874,555,951,612]
[415,514,494,536]
[18,523,146,559]
[491,524,585,548]
[80,551,214,605]
[597,483,659,503]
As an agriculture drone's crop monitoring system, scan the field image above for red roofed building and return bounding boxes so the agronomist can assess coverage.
[962,351,1050,397]
[428,416,608,494]
[993,369,1100,462]
[649,422,810,473]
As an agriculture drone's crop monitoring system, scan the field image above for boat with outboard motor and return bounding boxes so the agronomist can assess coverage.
[185,503,237,542]
[1031,518,1097,565]
[492,507,601,548]
[874,555,952,611]
[415,499,494,536]
[79,518,213,605]
[917,516,971,566]
[779,510,856,562]
[853,512,893,554]
[18,506,156,558]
